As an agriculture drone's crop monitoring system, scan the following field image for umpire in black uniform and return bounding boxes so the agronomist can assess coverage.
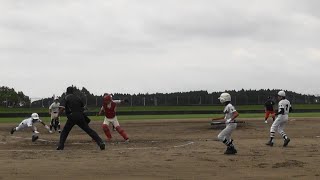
[57,86,105,150]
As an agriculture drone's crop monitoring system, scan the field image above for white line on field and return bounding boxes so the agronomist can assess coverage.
[4,136,195,151]
[0,150,59,152]
[112,147,159,150]
[173,141,194,148]
[11,136,55,143]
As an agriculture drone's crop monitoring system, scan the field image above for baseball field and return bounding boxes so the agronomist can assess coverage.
[1,114,320,180]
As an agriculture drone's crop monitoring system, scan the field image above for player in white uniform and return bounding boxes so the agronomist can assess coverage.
[49,97,61,133]
[266,90,292,147]
[212,93,239,155]
[10,113,51,142]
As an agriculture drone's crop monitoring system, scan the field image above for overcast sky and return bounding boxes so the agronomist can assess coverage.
[1,0,320,98]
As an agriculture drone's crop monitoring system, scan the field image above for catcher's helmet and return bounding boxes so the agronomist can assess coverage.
[103,94,113,102]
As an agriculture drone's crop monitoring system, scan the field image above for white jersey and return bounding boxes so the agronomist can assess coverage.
[49,102,60,113]
[223,103,237,121]
[278,99,291,115]
[21,117,42,127]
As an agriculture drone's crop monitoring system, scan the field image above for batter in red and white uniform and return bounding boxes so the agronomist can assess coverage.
[98,94,129,143]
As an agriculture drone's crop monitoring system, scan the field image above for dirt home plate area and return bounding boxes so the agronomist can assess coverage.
[0,118,320,180]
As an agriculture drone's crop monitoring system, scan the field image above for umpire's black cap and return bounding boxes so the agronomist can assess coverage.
[66,86,74,94]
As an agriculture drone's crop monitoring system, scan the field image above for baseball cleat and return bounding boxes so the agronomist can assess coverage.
[99,143,106,150]
[124,139,130,144]
[264,120,268,124]
[283,138,290,147]
[56,146,64,150]
[10,128,15,134]
[224,146,236,155]
[32,136,39,142]
[266,141,274,146]
[233,147,237,154]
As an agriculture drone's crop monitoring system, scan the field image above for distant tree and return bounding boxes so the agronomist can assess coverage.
[0,86,30,107]
[29,86,320,107]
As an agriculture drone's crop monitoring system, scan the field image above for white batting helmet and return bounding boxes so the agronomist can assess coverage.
[278,90,286,97]
[218,93,231,103]
[31,113,39,120]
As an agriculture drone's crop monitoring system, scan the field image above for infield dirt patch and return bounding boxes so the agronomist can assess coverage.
[0,118,320,179]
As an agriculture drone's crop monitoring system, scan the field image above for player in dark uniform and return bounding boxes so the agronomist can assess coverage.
[57,86,105,150]
[264,96,275,123]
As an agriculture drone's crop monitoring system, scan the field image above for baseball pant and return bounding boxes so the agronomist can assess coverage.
[217,123,237,142]
[265,111,275,120]
[57,112,104,149]
[270,115,288,138]
[103,116,120,127]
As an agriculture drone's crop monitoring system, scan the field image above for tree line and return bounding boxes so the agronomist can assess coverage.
[0,86,30,107]
[0,85,318,108]
[30,86,319,108]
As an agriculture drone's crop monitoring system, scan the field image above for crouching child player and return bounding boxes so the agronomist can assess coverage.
[212,93,239,155]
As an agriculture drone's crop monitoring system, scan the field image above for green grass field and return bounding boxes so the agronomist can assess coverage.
[1,112,320,124]
[1,104,320,113]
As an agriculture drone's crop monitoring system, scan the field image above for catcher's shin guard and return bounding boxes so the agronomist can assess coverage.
[115,126,129,140]
[102,124,112,140]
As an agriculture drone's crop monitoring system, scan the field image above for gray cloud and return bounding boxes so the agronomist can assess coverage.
[0,0,320,97]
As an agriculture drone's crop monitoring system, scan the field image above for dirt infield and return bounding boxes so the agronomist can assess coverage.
[1,118,320,180]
